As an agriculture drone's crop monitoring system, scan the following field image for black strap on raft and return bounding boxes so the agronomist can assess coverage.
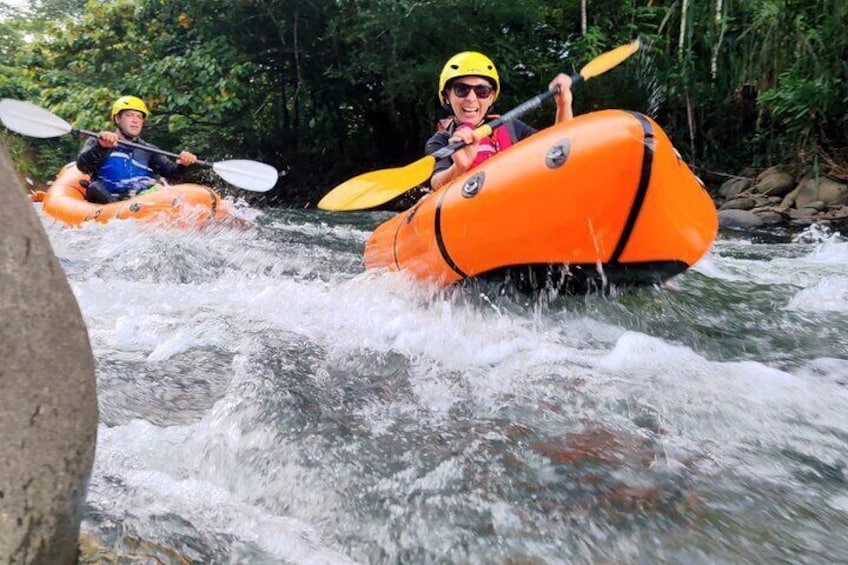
[434,187,469,278]
[429,118,522,278]
[610,111,655,264]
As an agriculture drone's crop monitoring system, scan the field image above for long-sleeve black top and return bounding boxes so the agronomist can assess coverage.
[76,136,188,180]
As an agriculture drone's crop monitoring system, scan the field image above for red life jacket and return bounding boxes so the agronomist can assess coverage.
[438,118,516,170]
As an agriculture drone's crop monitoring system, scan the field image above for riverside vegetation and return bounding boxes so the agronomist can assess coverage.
[2,0,846,213]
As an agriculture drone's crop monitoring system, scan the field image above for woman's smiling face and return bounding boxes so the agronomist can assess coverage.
[446,76,495,125]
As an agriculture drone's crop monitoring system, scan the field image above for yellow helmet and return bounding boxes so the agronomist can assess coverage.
[110,96,149,120]
[438,51,499,106]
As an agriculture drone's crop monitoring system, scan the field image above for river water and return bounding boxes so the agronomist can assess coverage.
[39,203,848,564]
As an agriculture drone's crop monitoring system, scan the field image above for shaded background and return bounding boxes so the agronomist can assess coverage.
[2,0,847,205]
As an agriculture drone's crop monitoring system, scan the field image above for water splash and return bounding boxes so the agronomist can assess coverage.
[633,37,666,119]
[37,206,848,563]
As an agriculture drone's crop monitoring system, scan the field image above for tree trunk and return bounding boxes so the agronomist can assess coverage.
[710,0,724,80]
[678,0,689,60]
[581,0,587,35]
[686,88,696,165]
[291,11,302,151]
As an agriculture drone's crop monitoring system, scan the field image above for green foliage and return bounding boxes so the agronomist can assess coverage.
[2,0,847,201]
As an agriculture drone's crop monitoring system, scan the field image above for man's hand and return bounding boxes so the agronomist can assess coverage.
[177,151,197,166]
[97,131,119,148]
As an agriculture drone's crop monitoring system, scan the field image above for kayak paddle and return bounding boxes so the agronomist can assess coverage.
[0,98,279,192]
[317,39,641,211]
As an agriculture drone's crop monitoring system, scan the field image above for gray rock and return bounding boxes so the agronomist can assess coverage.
[793,177,848,208]
[821,205,848,221]
[791,206,820,218]
[717,176,751,199]
[755,165,782,182]
[817,178,848,206]
[795,178,820,208]
[719,197,756,210]
[718,209,764,228]
[790,218,815,227]
[753,166,795,196]
[754,211,785,225]
[0,142,97,563]
[780,185,800,208]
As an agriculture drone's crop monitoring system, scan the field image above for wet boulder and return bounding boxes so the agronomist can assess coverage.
[717,176,752,200]
[719,197,756,211]
[718,209,764,229]
[783,176,848,209]
[752,166,795,197]
[0,141,98,563]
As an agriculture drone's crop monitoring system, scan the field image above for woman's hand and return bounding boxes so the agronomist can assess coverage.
[449,123,480,173]
[430,122,481,191]
[548,73,574,123]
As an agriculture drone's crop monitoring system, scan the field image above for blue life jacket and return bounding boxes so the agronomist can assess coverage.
[97,147,156,194]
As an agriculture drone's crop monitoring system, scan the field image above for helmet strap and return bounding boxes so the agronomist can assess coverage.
[441,91,451,111]
[115,123,133,141]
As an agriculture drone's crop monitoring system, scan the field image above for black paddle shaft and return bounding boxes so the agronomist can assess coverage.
[74,127,212,167]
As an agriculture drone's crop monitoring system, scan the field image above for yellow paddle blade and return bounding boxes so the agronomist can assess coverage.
[317,155,436,211]
[579,39,641,81]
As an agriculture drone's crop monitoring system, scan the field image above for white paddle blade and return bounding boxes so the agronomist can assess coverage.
[212,159,278,192]
[0,99,73,138]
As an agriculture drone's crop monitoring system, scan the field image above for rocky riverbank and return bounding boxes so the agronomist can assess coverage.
[714,165,848,231]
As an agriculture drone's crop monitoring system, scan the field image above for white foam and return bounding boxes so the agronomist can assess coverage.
[92,415,357,563]
[787,275,848,312]
[593,331,842,458]
[37,206,848,560]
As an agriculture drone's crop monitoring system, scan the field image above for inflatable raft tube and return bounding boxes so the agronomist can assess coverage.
[364,110,718,293]
[36,163,229,228]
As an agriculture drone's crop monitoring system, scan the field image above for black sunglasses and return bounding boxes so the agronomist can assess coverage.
[451,82,495,99]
